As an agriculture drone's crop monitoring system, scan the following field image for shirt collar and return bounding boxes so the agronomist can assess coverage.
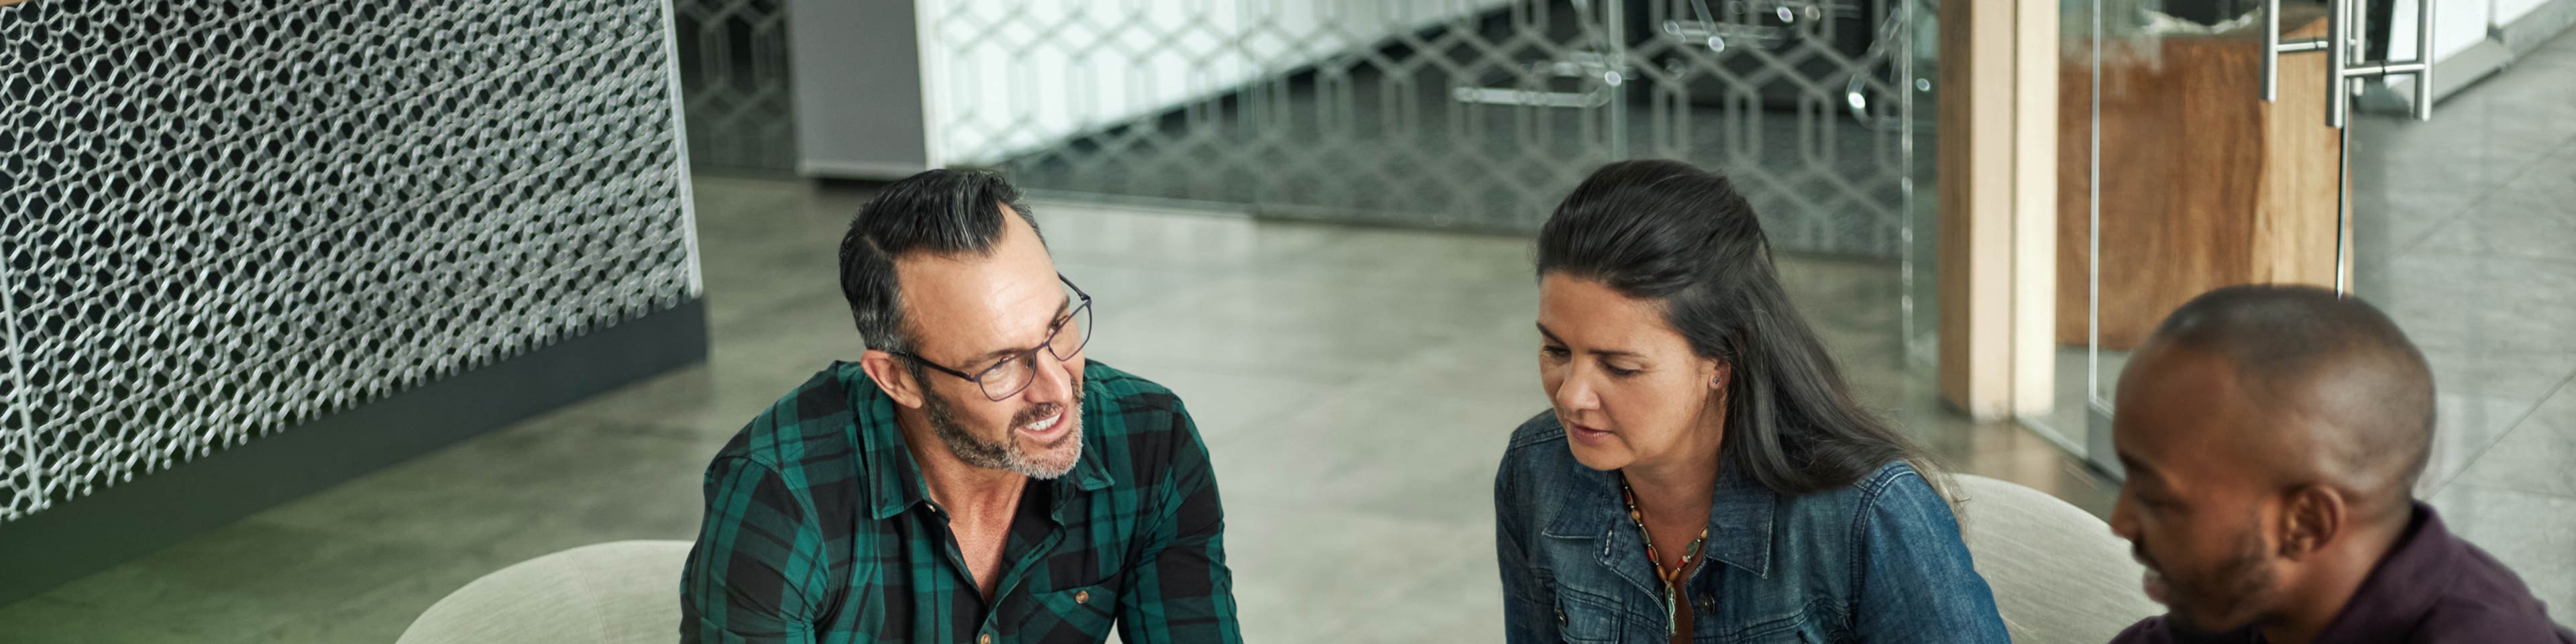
[2306,502,2459,643]
[1544,451,1778,580]
[843,362,1113,521]
[1699,462,1779,577]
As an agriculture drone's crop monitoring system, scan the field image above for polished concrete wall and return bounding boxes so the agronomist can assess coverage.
[787,0,930,179]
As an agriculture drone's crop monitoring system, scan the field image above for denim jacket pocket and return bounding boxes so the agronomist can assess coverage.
[1556,586,1625,644]
[1719,601,1831,644]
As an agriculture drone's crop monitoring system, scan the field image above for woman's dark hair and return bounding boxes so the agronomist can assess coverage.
[1537,159,1930,496]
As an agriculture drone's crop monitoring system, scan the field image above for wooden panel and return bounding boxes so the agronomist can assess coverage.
[2056,7,2341,350]
[2253,11,2348,292]
[1937,0,2062,419]
[1937,0,2019,417]
[2010,0,2059,417]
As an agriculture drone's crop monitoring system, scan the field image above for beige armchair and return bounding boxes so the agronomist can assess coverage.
[397,540,692,644]
[1952,474,2163,643]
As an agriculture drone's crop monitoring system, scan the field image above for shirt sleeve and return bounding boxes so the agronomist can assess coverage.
[1851,470,2013,643]
[680,456,827,644]
[1114,402,1245,644]
[2416,596,2576,644]
[1495,451,1560,644]
[2108,616,2171,643]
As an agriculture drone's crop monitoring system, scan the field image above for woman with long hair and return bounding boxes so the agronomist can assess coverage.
[1495,160,2007,643]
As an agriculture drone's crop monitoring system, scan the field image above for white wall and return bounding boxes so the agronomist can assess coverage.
[2388,0,2565,63]
[2383,0,2490,63]
[2379,0,2573,97]
[2496,0,2557,23]
[918,0,1517,165]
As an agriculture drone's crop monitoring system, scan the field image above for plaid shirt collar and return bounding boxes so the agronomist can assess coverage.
[842,362,1115,522]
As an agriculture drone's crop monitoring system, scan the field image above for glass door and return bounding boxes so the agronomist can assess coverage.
[2050,0,2436,473]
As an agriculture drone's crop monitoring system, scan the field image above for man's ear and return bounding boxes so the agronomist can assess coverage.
[2277,484,2348,560]
[859,350,927,410]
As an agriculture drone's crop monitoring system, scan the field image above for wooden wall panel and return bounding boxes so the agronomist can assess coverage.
[2055,7,2341,350]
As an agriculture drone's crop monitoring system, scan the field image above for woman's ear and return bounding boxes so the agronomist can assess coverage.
[1704,360,1735,417]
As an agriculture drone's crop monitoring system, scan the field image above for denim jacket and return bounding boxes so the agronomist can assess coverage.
[1495,413,2010,643]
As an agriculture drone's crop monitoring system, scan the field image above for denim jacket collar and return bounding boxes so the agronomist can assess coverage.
[1540,453,1778,582]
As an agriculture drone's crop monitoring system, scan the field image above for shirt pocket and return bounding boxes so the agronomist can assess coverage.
[1020,583,1118,643]
[1554,586,1624,644]
[1719,603,1831,644]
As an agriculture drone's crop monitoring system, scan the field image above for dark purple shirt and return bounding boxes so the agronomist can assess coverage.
[2111,503,2574,644]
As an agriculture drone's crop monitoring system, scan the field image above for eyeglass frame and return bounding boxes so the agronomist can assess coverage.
[888,274,1093,402]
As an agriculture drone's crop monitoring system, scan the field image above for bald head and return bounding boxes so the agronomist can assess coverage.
[2138,284,2434,523]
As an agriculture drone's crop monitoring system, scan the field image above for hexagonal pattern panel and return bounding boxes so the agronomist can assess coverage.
[926,0,1924,257]
[0,0,702,523]
[673,0,793,171]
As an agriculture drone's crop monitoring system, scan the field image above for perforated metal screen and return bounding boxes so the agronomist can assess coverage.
[0,0,702,523]
[924,0,1927,256]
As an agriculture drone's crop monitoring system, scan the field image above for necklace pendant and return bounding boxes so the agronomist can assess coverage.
[1662,585,1679,636]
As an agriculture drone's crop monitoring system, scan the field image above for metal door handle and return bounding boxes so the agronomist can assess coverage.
[2328,0,2350,123]
[2410,0,2435,119]
[2261,0,2330,102]
[2324,0,2434,126]
[2390,0,2431,121]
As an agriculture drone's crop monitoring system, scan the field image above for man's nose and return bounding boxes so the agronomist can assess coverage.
[1021,353,1075,405]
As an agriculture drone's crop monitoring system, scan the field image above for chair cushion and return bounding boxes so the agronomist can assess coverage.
[397,540,694,644]
[1951,474,2162,643]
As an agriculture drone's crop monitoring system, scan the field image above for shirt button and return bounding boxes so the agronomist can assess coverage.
[1075,590,1091,604]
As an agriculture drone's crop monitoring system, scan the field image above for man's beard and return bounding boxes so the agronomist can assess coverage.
[920,384,1084,479]
[2155,523,2283,635]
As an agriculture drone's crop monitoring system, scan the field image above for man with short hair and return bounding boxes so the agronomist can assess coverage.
[2108,284,2572,643]
[680,169,1241,643]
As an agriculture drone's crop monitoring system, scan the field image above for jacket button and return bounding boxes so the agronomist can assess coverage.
[1075,590,1090,604]
[979,635,991,644]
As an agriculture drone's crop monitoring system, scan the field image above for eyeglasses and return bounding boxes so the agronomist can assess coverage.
[893,274,1093,401]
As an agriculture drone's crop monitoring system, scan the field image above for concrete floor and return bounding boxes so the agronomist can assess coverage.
[5,27,2575,644]
[0,178,2106,643]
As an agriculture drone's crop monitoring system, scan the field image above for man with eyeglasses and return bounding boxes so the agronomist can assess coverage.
[680,169,1241,643]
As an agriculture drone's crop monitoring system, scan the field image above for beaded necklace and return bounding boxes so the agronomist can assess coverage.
[1617,471,1709,637]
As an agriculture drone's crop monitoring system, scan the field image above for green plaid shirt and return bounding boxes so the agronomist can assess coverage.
[680,360,1242,643]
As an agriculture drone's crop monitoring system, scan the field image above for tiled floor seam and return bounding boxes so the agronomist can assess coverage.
[2387,248,2576,266]
[2385,121,2576,258]
[2431,366,2576,496]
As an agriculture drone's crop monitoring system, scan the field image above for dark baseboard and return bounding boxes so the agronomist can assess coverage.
[0,298,709,608]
